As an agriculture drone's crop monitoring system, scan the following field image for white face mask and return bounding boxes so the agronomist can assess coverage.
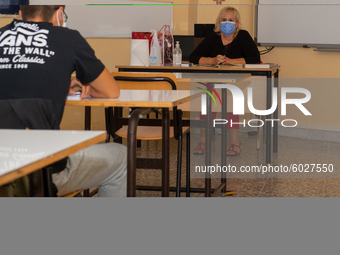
[62,11,67,27]
[57,10,67,27]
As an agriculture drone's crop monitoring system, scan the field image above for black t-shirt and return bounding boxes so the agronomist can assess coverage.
[189,30,261,64]
[0,19,105,129]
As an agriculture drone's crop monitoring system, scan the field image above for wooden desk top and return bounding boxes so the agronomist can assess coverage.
[66,89,202,108]
[116,64,280,72]
[0,130,106,186]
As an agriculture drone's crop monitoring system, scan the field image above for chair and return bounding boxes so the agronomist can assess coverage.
[62,190,83,197]
[108,72,190,197]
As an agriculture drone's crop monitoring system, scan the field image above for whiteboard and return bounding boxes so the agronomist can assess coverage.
[255,0,340,48]
[29,0,173,38]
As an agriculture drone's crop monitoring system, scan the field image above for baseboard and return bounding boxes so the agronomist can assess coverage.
[278,125,340,142]
[193,123,340,142]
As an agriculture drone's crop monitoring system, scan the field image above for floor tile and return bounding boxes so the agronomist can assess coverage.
[121,134,340,197]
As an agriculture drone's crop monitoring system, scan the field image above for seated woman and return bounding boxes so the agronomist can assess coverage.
[189,6,260,156]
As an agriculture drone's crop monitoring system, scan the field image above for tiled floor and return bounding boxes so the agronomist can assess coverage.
[123,129,340,197]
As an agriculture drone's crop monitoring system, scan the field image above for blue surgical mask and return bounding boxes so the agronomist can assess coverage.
[220,21,236,36]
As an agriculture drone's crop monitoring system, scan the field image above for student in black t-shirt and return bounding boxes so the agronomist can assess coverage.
[189,6,260,156]
[0,5,126,197]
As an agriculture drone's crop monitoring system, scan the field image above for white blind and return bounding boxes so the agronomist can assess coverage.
[30,0,173,38]
[256,0,340,47]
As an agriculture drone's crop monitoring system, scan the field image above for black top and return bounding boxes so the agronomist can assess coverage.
[0,98,55,130]
[189,30,260,64]
[0,19,105,129]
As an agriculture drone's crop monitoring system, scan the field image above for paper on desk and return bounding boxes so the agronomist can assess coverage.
[66,92,91,101]
[130,39,150,66]
[67,94,81,101]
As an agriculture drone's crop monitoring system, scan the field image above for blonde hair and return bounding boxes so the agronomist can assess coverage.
[214,6,241,35]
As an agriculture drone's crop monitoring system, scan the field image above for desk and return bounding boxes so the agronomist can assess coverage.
[179,73,251,196]
[117,64,280,164]
[66,89,201,197]
[116,64,279,75]
[0,130,106,192]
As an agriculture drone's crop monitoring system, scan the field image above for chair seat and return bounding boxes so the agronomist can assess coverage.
[61,190,82,197]
[116,126,189,140]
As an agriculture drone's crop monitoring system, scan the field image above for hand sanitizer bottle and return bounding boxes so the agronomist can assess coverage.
[173,41,182,66]
[149,30,162,66]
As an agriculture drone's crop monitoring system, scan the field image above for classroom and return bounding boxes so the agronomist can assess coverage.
[2,1,340,254]
[1,0,340,198]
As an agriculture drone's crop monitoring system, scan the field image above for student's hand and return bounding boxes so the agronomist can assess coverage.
[69,78,91,98]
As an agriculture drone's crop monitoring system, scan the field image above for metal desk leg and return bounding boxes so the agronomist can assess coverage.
[176,109,183,197]
[186,132,191,197]
[28,170,44,197]
[104,107,112,143]
[221,88,227,193]
[162,108,170,197]
[273,70,279,153]
[85,106,91,130]
[113,107,123,144]
[205,90,212,197]
[42,166,56,197]
[127,108,154,197]
[266,72,272,165]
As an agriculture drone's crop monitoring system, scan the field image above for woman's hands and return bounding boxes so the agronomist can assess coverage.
[198,55,245,65]
[198,56,226,65]
[199,55,232,65]
[215,55,246,65]
[215,55,231,65]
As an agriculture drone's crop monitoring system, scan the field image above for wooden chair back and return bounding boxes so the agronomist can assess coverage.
[111,72,177,91]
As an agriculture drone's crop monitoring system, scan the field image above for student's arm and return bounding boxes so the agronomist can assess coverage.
[69,68,120,99]
[70,30,120,98]
[87,68,120,98]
